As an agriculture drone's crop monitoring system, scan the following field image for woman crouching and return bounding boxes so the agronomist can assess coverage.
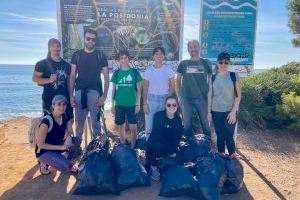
[36,94,78,175]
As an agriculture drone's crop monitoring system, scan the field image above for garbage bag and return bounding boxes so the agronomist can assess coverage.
[159,157,198,197]
[189,134,211,158]
[67,136,82,160]
[111,145,150,191]
[73,150,119,195]
[179,134,211,163]
[222,157,244,194]
[135,131,148,150]
[194,152,226,200]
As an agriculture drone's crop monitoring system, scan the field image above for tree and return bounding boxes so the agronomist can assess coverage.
[287,0,300,47]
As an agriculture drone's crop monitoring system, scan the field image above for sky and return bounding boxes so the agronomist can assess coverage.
[0,0,299,69]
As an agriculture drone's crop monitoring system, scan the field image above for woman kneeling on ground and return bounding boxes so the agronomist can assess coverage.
[207,52,242,159]
[146,95,183,181]
[36,94,78,175]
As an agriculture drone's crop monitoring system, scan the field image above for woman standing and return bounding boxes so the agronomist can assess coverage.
[36,95,77,175]
[207,52,241,158]
[146,96,183,181]
[143,47,175,139]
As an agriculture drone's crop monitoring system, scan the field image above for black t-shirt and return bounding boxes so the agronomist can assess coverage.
[35,114,67,157]
[71,50,108,91]
[150,110,183,153]
[34,58,71,106]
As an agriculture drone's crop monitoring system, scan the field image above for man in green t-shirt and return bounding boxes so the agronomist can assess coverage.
[111,50,143,148]
[176,40,212,137]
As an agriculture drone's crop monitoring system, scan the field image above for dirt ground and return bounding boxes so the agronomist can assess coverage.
[0,116,299,200]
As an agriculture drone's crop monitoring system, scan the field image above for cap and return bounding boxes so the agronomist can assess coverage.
[217,52,230,61]
[52,94,67,105]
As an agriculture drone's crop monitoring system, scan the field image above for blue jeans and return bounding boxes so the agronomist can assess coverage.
[38,151,72,172]
[144,94,168,134]
[181,98,211,138]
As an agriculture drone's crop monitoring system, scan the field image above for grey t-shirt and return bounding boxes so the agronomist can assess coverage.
[212,72,240,112]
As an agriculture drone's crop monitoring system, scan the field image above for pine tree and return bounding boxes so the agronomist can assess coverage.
[287,0,300,47]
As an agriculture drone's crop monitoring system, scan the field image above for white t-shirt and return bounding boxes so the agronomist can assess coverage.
[143,64,175,95]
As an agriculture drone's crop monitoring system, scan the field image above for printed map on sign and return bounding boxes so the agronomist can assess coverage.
[57,0,183,70]
[200,0,258,76]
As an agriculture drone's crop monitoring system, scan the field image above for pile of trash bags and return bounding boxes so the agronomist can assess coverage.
[73,134,244,199]
[73,139,150,195]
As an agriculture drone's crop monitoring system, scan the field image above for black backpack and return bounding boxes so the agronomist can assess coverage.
[112,68,139,100]
[212,72,238,97]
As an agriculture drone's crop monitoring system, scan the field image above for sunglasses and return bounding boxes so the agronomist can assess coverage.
[218,61,229,65]
[85,37,96,42]
[166,103,177,108]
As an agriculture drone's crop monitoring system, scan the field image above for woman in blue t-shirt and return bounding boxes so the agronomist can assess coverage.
[36,95,78,175]
[207,52,242,159]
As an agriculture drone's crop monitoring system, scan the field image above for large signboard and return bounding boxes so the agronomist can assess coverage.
[200,0,258,76]
[57,0,183,70]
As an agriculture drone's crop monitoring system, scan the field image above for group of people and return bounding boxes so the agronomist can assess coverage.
[32,28,241,180]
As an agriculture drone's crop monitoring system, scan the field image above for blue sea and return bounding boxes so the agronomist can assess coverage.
[0,64,267,119]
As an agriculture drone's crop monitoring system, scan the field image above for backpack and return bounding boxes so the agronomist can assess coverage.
[28,115,53,148]
[112,68,139,100]
[212,72,238,97]
[76,49,106,95]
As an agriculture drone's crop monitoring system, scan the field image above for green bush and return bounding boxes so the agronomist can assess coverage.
[239,62,300,130]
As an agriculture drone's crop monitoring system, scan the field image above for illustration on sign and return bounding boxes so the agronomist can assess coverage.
[57,0,183,70]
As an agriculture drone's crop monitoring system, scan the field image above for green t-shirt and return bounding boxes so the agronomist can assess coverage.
[111,68,143,107]
[177,58,212,100]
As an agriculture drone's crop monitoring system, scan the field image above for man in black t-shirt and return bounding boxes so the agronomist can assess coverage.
[32,38,74,131]
[69,29,109,142]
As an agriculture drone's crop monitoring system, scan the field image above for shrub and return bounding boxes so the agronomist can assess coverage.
[239,62,300,130]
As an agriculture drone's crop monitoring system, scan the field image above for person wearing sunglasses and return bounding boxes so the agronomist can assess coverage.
[69,29,109,143]
[207,52,241,159]
[36,95,78,175]
[32,38,74,133]
[143,47,175,140]
[145,95,183,181]
[176,40,212,138]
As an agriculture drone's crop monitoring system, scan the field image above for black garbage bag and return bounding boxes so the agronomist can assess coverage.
[158,157,198,197]
[111,145,150,191]
[194,152,226,200]
[222,158,244,194]
[135,131,148,150]
[67,136,82,160]
[189,134,211,158]
[179,134,211,163]
[73,149,119,195]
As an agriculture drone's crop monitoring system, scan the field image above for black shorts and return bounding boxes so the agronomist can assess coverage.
[115,106,137,125]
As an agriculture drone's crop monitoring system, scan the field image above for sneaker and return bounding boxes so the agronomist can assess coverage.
[150,166,160,181]
[38,161,51,175]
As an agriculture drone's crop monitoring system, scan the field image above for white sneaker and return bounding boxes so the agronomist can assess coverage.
[150,166,160,181]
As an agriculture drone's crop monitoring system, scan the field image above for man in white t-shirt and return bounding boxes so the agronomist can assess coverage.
[143,47,175,138]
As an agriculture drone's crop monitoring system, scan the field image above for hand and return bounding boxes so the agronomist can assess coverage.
[143,104,149,114]
[97,96,106,107]
[111,106,115,116]
[227,111,237,124]
[169,153,176,158]
[60,145,68,151]
[70,96,76,107]
[207,113,212,123]
[49,74,57,83]
[135,105,140,114]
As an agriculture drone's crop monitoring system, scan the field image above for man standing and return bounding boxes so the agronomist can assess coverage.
[69,29,109,141]
[32,38,74,134]
[176,40,212,137]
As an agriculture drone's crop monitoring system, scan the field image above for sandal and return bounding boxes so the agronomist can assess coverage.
[38,161,51,175]
[229,153,240,159]
[219,152,229,158]
[70,166,79,174]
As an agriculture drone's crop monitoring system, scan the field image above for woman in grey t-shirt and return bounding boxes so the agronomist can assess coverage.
[207,52,241,159]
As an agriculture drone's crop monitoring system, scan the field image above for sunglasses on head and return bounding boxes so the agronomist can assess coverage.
[85,37,96,42]
[218,61,229,65]
[167,103,177,108]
